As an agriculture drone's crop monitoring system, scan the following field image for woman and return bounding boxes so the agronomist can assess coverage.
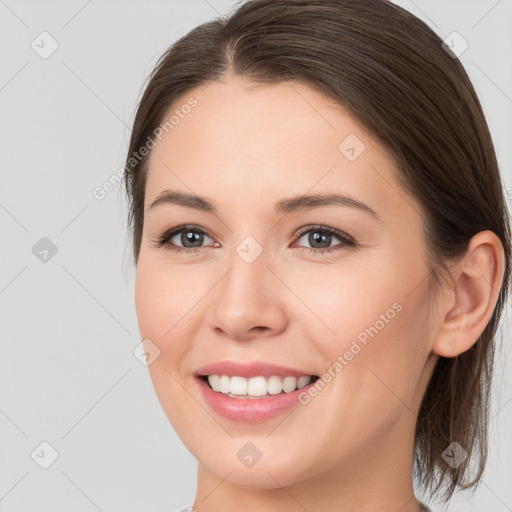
[123,0,511,510]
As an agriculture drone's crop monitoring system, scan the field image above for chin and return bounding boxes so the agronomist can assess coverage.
[199,456,307,490]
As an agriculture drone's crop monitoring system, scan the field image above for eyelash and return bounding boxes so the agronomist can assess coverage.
[151,224,356,255]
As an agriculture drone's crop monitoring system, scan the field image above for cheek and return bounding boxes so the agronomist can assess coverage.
[283,258,402,344]
[134,264,193,407]
[324,279,430,427]
[134,264,200,426]
[304,256,429,395]
[135,262,202,341]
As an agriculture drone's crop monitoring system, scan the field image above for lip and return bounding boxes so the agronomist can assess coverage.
[194,360,317,379]
[195,375,318,422]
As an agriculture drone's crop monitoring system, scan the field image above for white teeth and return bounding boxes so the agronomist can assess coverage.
[206,374,313,397]
[297,376,312,389]
[208,375,221,392]
[282,376,297,393]
[247,376,267,396]
[230,376,247,395]
[219,375,230,393]
[267,375,283,395]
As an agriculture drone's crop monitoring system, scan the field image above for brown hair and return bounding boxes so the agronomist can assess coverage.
[123,0,511,503]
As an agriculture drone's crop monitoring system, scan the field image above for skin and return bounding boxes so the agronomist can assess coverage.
[134,75,505,512]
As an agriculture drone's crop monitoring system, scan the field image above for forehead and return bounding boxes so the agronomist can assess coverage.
[144,77,419,224]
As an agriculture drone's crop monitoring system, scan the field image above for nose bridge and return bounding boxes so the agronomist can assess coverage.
[209,232,285,339]
[221,233,272,306]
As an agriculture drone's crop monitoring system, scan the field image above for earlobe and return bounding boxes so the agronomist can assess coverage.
[432,230,505,358]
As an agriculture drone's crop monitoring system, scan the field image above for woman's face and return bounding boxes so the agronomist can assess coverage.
[135,77,438,489]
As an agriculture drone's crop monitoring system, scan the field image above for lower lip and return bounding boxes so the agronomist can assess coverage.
[196,377,315,422]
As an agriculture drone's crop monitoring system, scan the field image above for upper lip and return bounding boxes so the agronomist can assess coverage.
[194,360,318,378]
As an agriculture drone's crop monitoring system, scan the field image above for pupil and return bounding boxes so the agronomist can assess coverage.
[310,231,330,248]
[183,231,203,247]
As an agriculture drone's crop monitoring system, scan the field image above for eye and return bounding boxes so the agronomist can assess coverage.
[291,225,355,254]
[152,224,356,255]
[152,225,216,253]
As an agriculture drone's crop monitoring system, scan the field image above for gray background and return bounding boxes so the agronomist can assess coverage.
[0,0,511,510]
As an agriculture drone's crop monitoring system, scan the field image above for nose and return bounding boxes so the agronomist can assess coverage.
[209,245,288,342]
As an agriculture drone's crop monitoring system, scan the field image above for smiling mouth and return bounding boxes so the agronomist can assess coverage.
[199,374,320,399]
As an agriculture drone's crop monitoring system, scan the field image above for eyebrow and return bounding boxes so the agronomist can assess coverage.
[147,190,380,220]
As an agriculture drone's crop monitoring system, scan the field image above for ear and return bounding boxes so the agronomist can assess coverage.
[432,230,506,358]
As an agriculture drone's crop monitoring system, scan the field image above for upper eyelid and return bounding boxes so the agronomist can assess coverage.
[293,225,352,240]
